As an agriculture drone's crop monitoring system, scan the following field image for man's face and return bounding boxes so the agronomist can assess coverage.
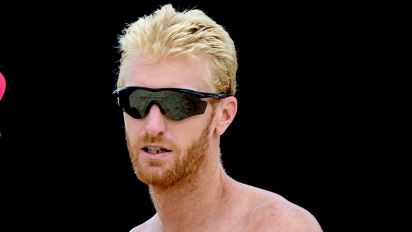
[122,54,216,187]
[126,112,213,186]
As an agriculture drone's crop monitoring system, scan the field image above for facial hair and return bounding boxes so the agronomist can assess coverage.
[126,114,213,187]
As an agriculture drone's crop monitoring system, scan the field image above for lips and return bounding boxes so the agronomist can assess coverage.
[142,146,172,154]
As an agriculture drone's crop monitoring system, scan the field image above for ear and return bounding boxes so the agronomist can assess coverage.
[214,96,237,136]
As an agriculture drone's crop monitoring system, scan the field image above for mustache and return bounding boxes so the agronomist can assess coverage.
[127,134,168,147]
[143,134,166,144]
[139,134,178,150]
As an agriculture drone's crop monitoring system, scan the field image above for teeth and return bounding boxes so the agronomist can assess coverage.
[147,147,163,154]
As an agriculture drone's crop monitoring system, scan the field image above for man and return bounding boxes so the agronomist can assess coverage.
[113,4,323,232]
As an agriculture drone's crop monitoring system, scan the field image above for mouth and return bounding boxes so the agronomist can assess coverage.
[142,145,172,155]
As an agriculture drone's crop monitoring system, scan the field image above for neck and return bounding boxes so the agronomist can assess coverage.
[149,153,230,231]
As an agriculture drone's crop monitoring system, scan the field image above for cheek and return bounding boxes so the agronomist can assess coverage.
[178,124,208,147]
[124,114,141,139]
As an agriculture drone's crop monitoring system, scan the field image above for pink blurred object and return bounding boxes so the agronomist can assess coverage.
[0,72,5,100]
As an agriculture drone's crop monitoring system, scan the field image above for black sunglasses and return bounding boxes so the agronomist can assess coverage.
[113,86,230,121]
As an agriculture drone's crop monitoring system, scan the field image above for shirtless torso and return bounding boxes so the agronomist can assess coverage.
[130,175,322,232]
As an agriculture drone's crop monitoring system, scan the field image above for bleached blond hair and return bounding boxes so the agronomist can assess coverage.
[117,4,237,95]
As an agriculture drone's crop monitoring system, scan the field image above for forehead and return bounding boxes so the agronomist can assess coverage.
[123,54,213,92]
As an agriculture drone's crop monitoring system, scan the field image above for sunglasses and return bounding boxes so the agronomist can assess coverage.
[113,86,230,121]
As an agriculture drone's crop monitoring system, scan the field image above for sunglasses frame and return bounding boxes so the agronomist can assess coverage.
[113,86,230,99]
[112,86,230,120]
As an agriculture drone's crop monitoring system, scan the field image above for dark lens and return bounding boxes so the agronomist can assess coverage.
[160,91,207,120]
[127,89,152,119]
[118,88,208,121]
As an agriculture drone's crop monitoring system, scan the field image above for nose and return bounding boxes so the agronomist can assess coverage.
[144,104,166,136]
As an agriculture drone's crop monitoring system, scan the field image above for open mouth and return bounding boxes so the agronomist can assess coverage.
[142,146,172,154]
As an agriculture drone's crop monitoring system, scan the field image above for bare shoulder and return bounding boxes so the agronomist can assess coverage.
[129,214,159,232]
[129,220,150,232]
[240,185,323,232]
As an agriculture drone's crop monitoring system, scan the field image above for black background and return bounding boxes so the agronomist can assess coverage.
[0,1,372,231]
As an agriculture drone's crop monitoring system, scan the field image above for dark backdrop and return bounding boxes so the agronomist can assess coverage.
[0,1,360,231]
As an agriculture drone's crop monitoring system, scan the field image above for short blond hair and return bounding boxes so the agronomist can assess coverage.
[117,4,237,95]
